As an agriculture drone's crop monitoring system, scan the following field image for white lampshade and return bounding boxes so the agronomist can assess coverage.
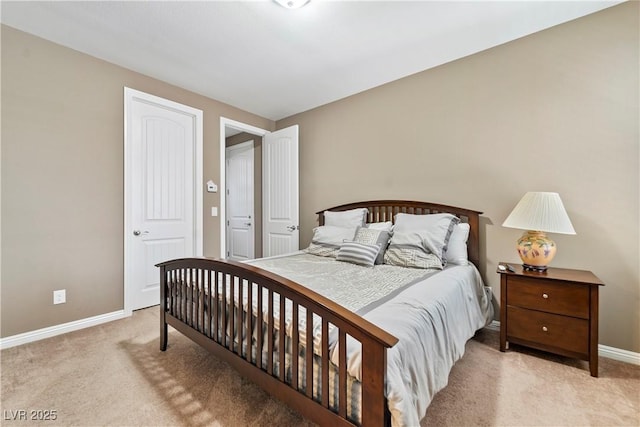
[502,192,576,235]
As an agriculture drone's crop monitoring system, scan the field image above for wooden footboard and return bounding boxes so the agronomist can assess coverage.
[157,257,398,427]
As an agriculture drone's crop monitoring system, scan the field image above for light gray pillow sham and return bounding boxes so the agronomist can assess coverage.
[305,225,357,258]
[324,208,368,228]
[392,213,460,264]
[383,231,444,269]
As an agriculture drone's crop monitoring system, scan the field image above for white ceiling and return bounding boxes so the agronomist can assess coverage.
[1,0,622,121]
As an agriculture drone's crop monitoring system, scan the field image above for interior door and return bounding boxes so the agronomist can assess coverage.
[226,140,255,261]
[124,88,203,312]
[263,125,299,257]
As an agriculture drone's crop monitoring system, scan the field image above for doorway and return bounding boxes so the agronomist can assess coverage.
[220,118,267,259]
[220,118,300,260]
[225,139,256,261]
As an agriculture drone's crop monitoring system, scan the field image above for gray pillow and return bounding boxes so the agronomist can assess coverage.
[353,226,391,265]
[336,241,380,267]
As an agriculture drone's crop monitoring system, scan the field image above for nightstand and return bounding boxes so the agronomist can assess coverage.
[497,263,604,377]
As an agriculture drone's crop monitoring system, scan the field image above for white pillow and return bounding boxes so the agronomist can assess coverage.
[305,225,357,258]
[445,223,470,265]
[324,208,368,228]
[393,213,460,264]
[365,221,393,232]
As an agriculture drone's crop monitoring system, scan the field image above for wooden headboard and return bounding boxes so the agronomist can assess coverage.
[316,200,482,268]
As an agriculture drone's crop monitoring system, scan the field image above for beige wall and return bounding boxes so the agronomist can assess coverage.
[277,3,639,352]
[1,25,274,337]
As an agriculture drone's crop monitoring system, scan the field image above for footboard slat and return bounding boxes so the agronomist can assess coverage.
[257,283,264,369]
[338,329,347,418]
[158,257,399,427]
[321,318,330,408]
[267,288,274,376]
[181,269,186,323]
[292,301,299,390]
[214,272,220,342]
[305,309,313,399]
[245,278,253,363]
[207,270,213,338]
[198,269,205,333]
[278,295,286,382]
[229,274,235,352]
[236,275,243,357]
[187,269,192,327]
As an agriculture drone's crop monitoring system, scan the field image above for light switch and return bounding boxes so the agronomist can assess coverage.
[211,207,218,217]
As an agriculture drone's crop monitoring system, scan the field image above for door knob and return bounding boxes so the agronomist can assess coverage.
[244,223,252,226]
[286,225,299,231]
[133,230,149,236]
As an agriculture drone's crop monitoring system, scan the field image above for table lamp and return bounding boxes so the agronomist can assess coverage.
[502,192,576,272]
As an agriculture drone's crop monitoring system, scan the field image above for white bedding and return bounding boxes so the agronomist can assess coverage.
[249,253,493,427]
[336,263,493,426]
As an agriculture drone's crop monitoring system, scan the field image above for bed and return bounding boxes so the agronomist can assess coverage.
[158,200,492,427]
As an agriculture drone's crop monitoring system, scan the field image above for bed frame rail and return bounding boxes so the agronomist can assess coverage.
[158,257,398,426]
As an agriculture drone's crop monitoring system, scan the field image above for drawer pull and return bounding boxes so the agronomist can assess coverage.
[542,326,548,332]
[542,293,549,299]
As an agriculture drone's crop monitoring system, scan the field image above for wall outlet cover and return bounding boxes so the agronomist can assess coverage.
[53,289,66,305]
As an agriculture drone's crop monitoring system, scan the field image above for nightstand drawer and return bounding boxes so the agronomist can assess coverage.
[507,306,589,355]
[507,276,590,319]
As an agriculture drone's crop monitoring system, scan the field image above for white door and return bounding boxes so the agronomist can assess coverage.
[124,88,203,313]
[263,125,299,257]
[226,140,255,261]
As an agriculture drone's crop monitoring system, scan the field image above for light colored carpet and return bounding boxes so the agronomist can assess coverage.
[1,307,638,426]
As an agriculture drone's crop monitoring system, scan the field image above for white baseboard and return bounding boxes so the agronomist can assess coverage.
[484,321,640,365]
[598,344,640,365]
[0,310,128,350]
[486,320,501,332]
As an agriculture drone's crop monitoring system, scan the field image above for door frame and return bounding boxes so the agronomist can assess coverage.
[219,117,268,259]
[124,87,203,315]
[225,139,255,260]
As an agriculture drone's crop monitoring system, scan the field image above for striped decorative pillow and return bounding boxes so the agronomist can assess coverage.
[336,241,381,267]
[353,226,391,265]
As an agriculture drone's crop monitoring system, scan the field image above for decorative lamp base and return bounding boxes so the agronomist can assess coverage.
[523,263,548,272]
[516,230,557,271]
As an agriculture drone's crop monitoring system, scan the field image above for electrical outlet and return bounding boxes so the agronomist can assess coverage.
[53,289,66,305]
